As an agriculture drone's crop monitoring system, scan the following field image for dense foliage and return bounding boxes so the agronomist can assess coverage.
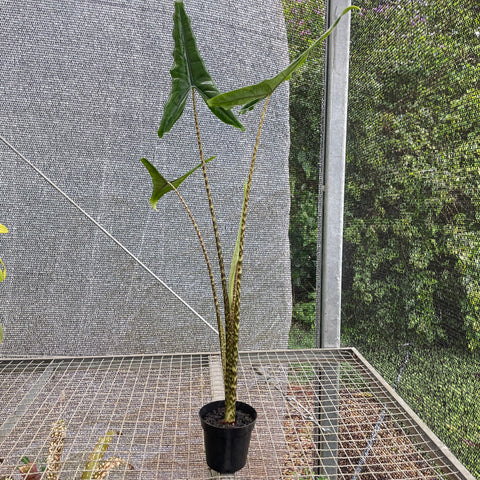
[284,1,479,473]
[344,0,480,350]
[284,0,480,350]
[283,0,325,319]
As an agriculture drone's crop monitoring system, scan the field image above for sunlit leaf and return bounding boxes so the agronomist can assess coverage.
[141,156,215,210]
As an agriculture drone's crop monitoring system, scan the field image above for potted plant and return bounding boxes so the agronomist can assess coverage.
[139,1,357,473]
[0,223,8,343]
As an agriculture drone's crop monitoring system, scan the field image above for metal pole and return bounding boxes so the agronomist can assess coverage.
[316,0,353,349]
[315,2,353,478]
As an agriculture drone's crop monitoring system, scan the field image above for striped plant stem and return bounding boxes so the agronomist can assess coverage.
[224,95,271,424]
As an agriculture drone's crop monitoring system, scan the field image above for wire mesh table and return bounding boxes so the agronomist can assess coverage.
[0,349,474,480]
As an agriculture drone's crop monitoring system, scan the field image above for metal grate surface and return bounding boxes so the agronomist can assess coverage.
[0,349,474,480]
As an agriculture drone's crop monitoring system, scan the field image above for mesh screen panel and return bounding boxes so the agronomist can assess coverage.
[282,0,478,476]
[344,1,480,476]
[0,0,292,357]
[283,0,327,321]
[0,350,474,479]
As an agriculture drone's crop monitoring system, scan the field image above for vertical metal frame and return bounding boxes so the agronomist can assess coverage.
[315,2,353,478]
[316,0,353,349]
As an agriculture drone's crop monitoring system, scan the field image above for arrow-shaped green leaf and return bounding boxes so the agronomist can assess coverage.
[141,156,215,210]
[158,1,245,137]
[207,6,359,112]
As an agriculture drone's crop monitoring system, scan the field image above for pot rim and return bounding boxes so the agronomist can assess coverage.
[199,399,257,429]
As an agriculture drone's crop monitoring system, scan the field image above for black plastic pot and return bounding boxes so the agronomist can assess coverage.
[199,400,257,474]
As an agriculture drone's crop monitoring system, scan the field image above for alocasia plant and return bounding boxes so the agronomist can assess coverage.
[140,0,357,423]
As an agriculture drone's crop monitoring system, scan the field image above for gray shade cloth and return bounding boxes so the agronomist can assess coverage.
[0,0,291,357]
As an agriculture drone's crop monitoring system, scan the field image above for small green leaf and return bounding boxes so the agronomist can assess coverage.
[141,156,215,210]
[158,1,244,137]
[0,258,6,283]
[208,6,359,110]
[81,431,118,480]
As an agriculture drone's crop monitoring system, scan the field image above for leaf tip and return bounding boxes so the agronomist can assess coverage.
[149,198,159,211]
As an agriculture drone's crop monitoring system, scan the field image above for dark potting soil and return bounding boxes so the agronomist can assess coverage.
[203,406,254,428]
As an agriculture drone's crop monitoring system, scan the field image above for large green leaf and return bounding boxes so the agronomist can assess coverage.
[207,6,359,112]
[158,1,245,137]
[141,156,215,210]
